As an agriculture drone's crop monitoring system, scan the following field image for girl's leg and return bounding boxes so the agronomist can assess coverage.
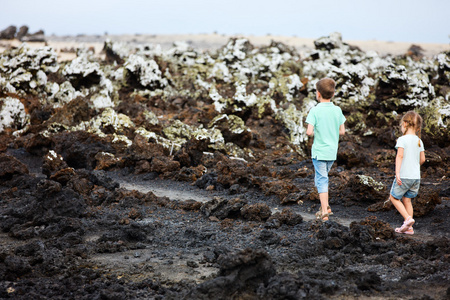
[402,197,413,219]
[390,195,410,220]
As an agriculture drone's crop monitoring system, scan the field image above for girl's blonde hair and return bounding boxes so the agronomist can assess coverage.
[401,111,423,146]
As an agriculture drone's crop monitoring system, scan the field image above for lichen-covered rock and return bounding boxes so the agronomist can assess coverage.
[219,38,254,62]
[314,32,345,51]
[71,107,134,144]
[42,150,69,177]
[209,114,251,148]
[339,174,386,205]
[123,54,168,89]
[0,44,58,95]
[62,53,114,109]
[0,96,29,133]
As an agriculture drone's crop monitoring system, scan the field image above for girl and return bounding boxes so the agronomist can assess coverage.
[389,111,425,235]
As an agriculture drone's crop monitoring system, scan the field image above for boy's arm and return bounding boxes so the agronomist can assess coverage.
[339,123,345,135]
[306,124,314,136]
[395,147,404,185]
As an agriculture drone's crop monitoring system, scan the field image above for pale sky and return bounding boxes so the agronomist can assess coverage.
[1,0,449,43]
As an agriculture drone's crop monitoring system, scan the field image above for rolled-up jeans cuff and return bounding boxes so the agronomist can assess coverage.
[312,158,334,194]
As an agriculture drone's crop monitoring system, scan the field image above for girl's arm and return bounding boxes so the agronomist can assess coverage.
[395,147,404,185]
[420,151,425,165]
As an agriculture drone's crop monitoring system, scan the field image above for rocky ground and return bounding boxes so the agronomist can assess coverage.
[0,32,449,299]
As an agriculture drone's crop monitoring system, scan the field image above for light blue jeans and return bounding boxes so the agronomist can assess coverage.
[312,159,334,194]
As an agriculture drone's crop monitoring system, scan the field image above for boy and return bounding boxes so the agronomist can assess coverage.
[305,78,346,221]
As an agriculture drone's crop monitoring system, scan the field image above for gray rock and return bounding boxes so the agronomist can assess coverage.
[0,25,17,39]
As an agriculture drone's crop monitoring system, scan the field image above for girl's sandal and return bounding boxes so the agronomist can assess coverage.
[315,210,329,222]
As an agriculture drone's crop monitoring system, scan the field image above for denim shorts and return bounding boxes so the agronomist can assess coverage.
[390,178,420,199]
[312,159,334,194]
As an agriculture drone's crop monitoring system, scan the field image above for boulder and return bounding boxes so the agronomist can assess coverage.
[0,25,16,39]
[0,154,29,179]
[16,26,29,40]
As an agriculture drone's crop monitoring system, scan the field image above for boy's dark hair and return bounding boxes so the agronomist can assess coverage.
[316,78,336,99]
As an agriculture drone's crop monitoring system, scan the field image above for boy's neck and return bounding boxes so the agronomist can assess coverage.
[319,99,331,103]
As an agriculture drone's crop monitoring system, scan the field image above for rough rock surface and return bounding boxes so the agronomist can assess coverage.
[0,32,449,299]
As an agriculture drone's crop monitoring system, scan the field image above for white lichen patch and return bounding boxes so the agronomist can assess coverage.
[234,82,257,107]
[356,175,384,192]
[0,97,29,133]
[221,38,249,61]
[275,104,308,147]
[192,127,224,144]
[124,54,168,88]
[1,43,59,73]
[209,114,249,135]
[209,87,227,113]
[71,108,134,139]
[47,81,83,107]
[46,150,59,161]
[62,56,102,79]
[209,61,231,82]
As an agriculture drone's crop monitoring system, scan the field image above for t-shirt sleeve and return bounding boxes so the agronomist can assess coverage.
[419,139,425,151]
[305,109,315,125]
[395,137,404,149]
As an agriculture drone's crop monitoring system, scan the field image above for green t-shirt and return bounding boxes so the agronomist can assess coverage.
[305,102,346,160]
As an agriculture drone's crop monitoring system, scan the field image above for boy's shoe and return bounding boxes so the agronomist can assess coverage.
[397,217,415,233]
[315,210,329,222]
[395,227,414,235]
[327,205,333,215]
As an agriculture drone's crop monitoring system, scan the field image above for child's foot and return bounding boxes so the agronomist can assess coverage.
[315,210,329,222]
[395,227,414,235]
[398,217,415,233]
[327,205,333,215]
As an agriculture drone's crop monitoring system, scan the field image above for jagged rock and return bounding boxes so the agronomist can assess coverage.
[314,32,345,51]
[209,114,251,148]
[16,26,29,41]
[42,150,69,177]
[0,154,29,179]
[21,30,46,42]
[338,140,373,167]
[0,97,29,133]
[339,174,386,205]
[267,208,303,226]
[94,151,122,170]
[49,167,76,185]
[123,54,168,88]
[200,197,247,219]
[241,203,272,221]
[0,25,17,39]
[185,248,275,299]
[150,155,180,174]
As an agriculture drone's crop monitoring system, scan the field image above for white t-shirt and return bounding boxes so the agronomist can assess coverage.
[395,134,425,179]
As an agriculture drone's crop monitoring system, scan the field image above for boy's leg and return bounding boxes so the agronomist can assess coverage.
[319,192,329,220]
[313,159,333,220]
